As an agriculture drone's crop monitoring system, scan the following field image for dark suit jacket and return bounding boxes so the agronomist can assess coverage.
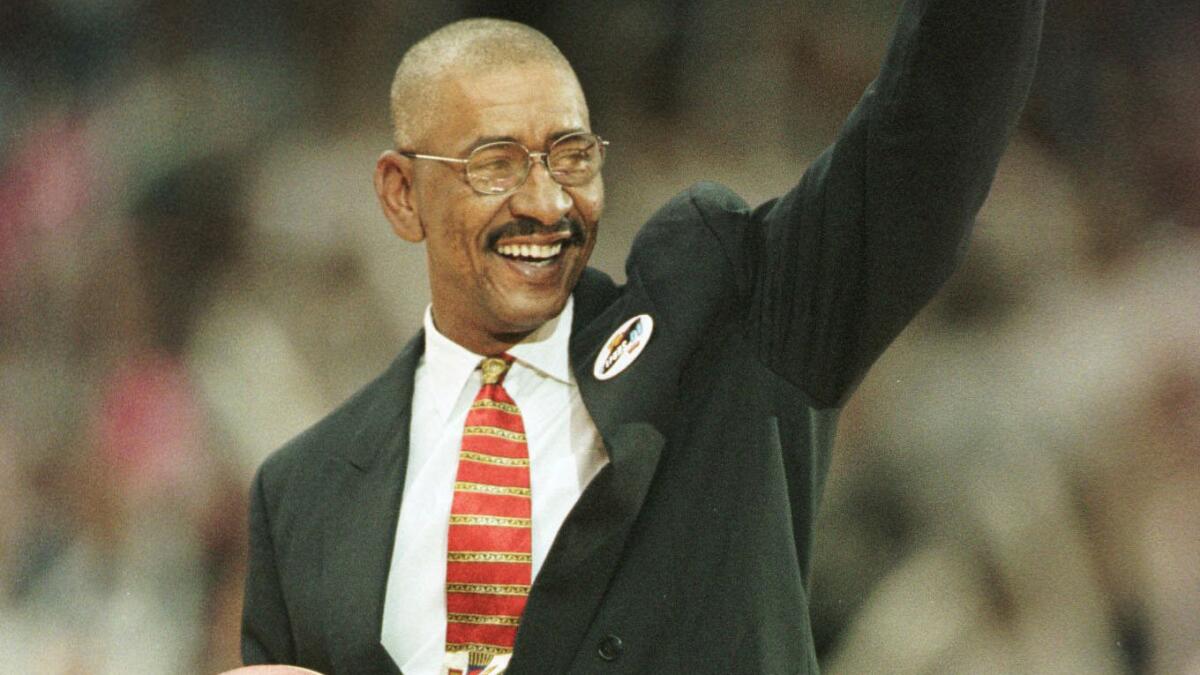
[242,1,1044,672]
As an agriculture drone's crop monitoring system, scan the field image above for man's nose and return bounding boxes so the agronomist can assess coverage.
[508,161,572,225]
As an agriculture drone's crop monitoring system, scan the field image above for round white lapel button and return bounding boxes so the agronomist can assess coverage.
[593,314,653,381]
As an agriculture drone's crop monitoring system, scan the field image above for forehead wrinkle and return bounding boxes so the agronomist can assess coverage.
[419,65,588,156]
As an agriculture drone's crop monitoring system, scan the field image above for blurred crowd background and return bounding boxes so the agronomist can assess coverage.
[1,0,1197,673]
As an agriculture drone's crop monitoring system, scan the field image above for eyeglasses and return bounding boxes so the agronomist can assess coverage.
[399,131,608,196]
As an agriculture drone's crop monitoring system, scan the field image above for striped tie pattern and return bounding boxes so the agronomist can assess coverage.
[444,355,530,674]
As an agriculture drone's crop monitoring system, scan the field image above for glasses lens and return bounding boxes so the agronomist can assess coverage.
[548,134,603,185]
[466,142,529,194]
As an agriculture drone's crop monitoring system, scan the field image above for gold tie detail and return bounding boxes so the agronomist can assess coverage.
[444,354,530,674]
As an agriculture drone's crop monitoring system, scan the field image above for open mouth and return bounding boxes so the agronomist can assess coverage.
[486,218,584,273]
[494,241,565,266]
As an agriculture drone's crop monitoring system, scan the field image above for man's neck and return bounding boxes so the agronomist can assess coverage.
[428,320,533,357]
[428,306,568,357]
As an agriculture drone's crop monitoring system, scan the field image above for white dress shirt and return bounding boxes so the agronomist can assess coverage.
[380,296,608,675]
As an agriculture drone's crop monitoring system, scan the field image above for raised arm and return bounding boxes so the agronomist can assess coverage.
[740,0,1044,407]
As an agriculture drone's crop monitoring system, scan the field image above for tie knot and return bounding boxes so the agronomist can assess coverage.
[479,355,513,385]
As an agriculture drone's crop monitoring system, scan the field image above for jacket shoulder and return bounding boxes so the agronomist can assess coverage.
[256,340,418,501]
[636,182,751,239]
[687,181,753,215]
[625,182,753,315]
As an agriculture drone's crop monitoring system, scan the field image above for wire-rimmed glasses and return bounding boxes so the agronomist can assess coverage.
[399,131,608,196]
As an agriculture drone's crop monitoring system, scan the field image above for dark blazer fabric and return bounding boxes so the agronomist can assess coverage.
[242,1,1045,672]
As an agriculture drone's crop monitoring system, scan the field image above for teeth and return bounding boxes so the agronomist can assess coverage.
[496,243,563,259]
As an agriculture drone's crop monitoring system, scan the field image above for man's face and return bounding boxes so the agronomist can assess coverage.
[407,62,603,352]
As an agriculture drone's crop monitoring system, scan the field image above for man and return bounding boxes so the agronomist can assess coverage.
[242,2,1044,673]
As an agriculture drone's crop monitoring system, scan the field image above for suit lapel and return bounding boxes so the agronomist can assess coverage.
[313,268,674,674]
[322,332,424,675]
[510,269,676,674]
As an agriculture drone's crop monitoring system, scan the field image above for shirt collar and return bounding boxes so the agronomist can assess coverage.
[421,296,574,419]
[507,295,573,385]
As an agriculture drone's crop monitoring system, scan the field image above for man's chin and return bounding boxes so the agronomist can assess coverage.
[490,294,570,336]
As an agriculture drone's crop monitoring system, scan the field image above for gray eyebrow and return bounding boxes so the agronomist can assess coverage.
[464,128,587,154]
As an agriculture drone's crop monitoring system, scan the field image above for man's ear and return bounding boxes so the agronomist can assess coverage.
[374,150,424,242]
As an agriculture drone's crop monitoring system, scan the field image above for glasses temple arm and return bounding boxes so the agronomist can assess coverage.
[398,151,470,165]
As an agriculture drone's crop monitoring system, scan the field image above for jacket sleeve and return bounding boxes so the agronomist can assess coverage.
[241,465,297,665]
[740,0,1044,407]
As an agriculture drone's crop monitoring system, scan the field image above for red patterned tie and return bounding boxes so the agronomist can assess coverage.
[444,355,530,674]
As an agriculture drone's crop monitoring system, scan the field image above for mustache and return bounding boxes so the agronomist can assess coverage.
[486,217,586,249]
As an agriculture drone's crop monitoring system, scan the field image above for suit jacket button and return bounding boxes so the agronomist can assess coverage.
[597,634,624,661]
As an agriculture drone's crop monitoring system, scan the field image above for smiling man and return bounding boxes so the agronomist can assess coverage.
[376,40,601,355]
[242,4,1045,674]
